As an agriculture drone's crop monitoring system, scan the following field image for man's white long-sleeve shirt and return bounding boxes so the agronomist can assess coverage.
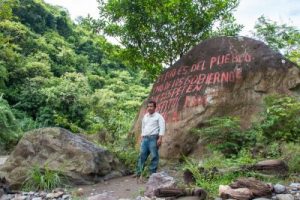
[142,112,165,136]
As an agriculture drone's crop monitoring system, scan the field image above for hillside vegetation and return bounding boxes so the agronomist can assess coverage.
[0,0,299,195]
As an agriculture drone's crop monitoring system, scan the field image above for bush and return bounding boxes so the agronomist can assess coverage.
[193,117,256,156]
[0,95,20,151]
[281,143,300,173]
[105,134,139,172]
[261,95,300,143]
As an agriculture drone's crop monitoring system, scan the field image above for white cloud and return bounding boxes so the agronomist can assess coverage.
[234,0,300,36]
[44,0,99,20]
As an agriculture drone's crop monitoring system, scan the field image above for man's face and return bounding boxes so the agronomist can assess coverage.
[147,103,156,114]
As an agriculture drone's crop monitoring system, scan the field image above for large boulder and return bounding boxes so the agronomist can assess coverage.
[131,36,300,158]
[0,127,123,189]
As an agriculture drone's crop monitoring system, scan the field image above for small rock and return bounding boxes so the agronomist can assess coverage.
[274,184,286,194]
[62,194,70,199]
[46,191,64,198]
[11,195,27,200]
[290,183,300,188]
[39,191,47,197]
[276,194,294,200]
[87,193,115,200]
[31,198,42,200]
[0,194,12,200]
[135,197,151,200]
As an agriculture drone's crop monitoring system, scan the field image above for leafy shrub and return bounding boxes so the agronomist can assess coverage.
[0,95,20,151]
[193,117,256,156]
[261,95,300,143]
[106,136,139,172]
[22,165,66,191]
[281,143,300,173]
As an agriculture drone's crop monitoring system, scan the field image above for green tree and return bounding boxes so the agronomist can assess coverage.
[86,70,150,140]
[0,95,20,150]
[253,16,300,66]
[0,0,18,20]
[39,73,92,132]
[98,0,240,76]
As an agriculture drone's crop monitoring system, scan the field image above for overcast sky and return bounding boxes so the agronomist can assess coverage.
[44,0,300,36]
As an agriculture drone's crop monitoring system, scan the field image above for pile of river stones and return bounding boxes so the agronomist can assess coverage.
[216,182,300,200]
[0,189,70,200]
[0,182,299,200]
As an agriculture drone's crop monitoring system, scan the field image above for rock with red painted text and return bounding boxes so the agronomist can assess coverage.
[131,36,300,158]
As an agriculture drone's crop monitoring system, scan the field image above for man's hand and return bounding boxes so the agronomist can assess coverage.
[157,136,163,148]
[138,135,142,143]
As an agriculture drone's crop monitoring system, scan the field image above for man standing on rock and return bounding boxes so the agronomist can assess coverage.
[134,100,165,178]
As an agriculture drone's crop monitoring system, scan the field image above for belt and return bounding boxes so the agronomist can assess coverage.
[142,135,159,138]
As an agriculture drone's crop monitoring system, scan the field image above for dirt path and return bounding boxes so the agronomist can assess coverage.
[74,173,199,200]
[74,175,147,199]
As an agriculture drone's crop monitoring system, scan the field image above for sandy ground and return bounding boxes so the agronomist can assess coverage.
[74,175,147,199]
[74,172,200,200]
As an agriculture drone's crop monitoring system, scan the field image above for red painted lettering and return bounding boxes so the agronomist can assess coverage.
[192,85,203,92]
[197,74,206,84]
[200,60,206,70]
[172,111,180,122]
[221,72,229,83]
[244,53,252,62]
[236,68,242,80]
[186,84,194,93]
[229,71,235,82]
[177,66,189,75]
[213,72,220,84]
[232,54,241,63]
[225,54,230,64]
[191,63,199,72]
[210,56,217,69]
[206,73,213,85]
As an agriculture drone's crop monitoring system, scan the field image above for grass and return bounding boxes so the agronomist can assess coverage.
[22,165,66,191]
[181,149,292,198]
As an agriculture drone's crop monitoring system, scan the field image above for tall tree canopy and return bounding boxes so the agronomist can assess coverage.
[253,16,300,66]
[0,0,151,150]
[98,0,241,76]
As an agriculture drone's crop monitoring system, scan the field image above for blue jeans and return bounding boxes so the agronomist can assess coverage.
[136,135,159,175]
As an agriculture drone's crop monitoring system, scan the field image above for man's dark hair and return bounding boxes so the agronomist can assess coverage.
[147,100,157,108]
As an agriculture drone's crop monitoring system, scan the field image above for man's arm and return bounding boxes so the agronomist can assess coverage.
[157,114,165,147]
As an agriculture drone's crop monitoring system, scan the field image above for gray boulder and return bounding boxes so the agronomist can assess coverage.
[144,172,176,197]
[0,127,123,189]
